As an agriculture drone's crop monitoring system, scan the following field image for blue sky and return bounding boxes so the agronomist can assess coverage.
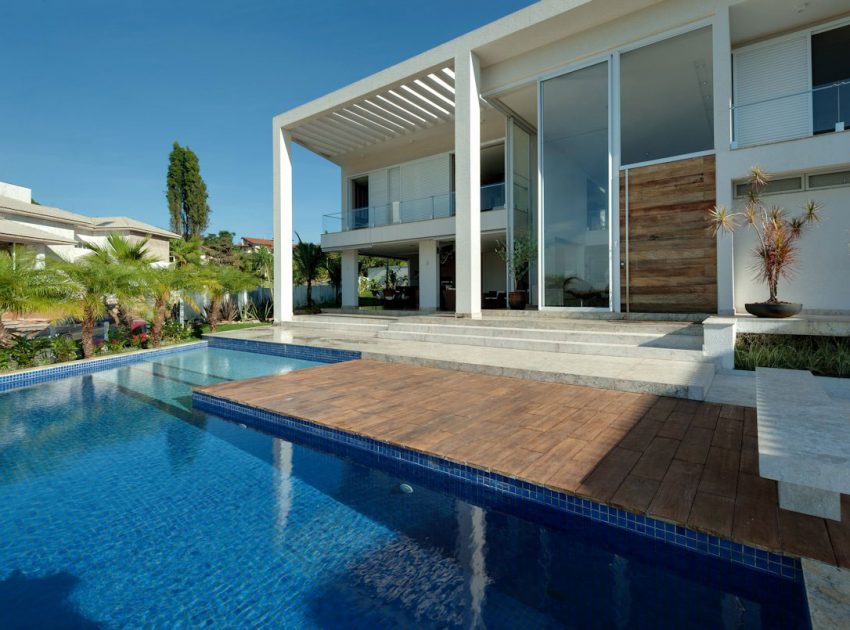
[0,0,533,243]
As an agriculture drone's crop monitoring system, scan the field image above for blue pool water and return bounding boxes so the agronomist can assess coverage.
[0,347,809,628]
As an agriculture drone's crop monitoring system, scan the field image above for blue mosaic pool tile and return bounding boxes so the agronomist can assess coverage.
[204,335,361,364]
[0,342,208,393]
[192,390,804,584]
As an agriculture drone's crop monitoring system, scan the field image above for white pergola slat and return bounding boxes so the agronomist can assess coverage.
[287,64,456,159]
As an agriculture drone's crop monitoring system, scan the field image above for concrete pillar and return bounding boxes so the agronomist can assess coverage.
[341,249,359,309]
[454,50,482,319]
[713,3,735,315]
[273,124,294,322]
[418,240,439,311]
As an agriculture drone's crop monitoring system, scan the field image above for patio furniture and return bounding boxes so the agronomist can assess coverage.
[756,367,850,521]
[482,291,506,309]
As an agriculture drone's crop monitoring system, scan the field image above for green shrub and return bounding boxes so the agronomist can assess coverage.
[162,318,192,342]
[8,335,51,369]
[735,334,850,378]
[50,336,80,363]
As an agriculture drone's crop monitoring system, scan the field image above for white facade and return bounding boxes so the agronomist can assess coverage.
[273,0,850,321]
[0,182,178,264]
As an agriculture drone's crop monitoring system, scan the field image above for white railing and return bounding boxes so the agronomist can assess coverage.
[732,80,849,148]
[321,183,505,234]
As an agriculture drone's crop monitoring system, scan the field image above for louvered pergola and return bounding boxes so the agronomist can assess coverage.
[287,65,457,160]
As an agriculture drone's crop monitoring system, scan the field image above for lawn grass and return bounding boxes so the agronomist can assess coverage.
[200,322,267,334]
[735,333,850,378]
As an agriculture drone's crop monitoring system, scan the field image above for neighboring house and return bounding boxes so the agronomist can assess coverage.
[240,236,274,252]
[0,181,178,265]
[271,0,850,320]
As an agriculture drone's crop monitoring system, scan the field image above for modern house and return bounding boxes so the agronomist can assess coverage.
[0,181,178,265]
[271,0,850,321]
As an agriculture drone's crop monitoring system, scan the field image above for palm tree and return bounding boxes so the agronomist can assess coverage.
[169,236,203,268]
[201,264,256,333]
[246,246,274,288]
[323,253,342,306]
[51,256,140,358]
[0,247,64,345]
[142,265,201,347]
[292,233,325,307]
[85,233,157,265]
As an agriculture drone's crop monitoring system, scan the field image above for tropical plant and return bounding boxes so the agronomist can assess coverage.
[201,264,257,332]
[496,233,537,291]
[50,335,79,363]
[169,236,203,268]
[140,265,202,348]
[167,141,211,239]
[292,233,325,307]
[50,256,140,358]
[246,246,274,287]
[324,254,341,305]
[84,233,157,265]
[7,335,51,369]
[709,167,821,303]
[0,247,65,346]
[219,297,239,323]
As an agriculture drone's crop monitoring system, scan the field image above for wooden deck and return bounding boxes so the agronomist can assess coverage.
[197,359,850,567]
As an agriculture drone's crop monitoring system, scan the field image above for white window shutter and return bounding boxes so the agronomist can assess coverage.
[733,35,811,147]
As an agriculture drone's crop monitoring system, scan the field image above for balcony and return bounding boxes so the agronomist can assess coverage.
[732,80,849,149]
[322,183,505,234]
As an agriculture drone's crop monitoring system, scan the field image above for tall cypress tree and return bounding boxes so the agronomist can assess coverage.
[166,142,211,239]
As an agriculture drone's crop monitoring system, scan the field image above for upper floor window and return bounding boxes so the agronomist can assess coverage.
[620,26,714,166]
[732,21,850,148]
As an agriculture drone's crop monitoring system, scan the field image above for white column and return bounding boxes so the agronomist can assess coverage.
[713,3,735,315]
[454,50,482,319]
[418,239,439,311]
[341,249,359,309]
[273,124,294,322]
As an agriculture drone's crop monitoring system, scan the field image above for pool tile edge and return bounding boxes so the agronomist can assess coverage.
[0,341,208,392]
[204,335,361,364]
[192,389,803,584]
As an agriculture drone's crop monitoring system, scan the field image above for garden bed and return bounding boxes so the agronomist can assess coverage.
[735,333,850,378]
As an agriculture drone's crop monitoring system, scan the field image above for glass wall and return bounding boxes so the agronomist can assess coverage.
[620,27,713,165]
[541,61,610,307]
[510,122,533,292]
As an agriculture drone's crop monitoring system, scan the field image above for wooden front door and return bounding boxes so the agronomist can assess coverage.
[619,155,717,313]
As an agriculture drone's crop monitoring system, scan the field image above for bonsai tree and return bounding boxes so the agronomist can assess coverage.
[495,233,537,292]
[292,233,325,307]
[0,247,65,346]
[710,166,820,305]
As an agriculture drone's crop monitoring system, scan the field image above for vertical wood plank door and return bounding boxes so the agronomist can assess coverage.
[620,155,717,313]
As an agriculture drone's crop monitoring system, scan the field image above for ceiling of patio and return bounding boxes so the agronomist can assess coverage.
[288,64,457,161]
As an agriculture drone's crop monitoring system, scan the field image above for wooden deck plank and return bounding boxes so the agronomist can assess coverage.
[196,359,850,568]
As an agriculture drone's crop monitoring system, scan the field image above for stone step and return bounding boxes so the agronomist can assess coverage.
[376,329,712,363]
[402,315,704,337]
[387,321,702,350]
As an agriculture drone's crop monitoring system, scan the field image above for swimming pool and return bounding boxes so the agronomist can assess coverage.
[0,346,809,627]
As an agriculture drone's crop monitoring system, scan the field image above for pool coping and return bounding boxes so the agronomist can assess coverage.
[0,340,209,392]
[191,385,803,583]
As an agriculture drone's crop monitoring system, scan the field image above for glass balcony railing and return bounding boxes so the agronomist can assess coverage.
[731,80,849,148]
[321,183,505,234]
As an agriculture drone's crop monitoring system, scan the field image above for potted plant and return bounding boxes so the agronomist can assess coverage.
[709,166,821,318]
[496,233,537,310]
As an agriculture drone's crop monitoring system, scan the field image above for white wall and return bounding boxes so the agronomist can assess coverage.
[733,186,850,313]
[0,182,32,202]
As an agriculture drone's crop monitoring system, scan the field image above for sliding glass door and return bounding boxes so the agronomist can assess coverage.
[540,61,610,308]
